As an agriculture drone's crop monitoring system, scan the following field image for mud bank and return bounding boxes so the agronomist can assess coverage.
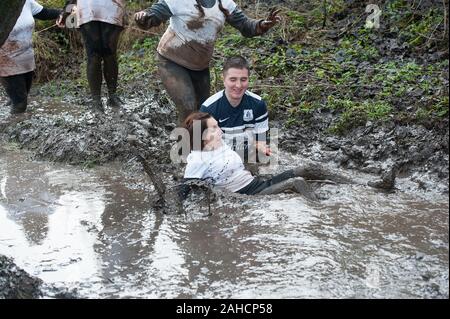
[0,254,42,299]
[0,92,448,194]
[0,144,448,298]
[0,93,176,165]
[278,110,449,194]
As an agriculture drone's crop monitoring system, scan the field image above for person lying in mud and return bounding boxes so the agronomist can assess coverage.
[57,0,125,113]
[177,112,394,201]
[0,0,61,115]
[200,56,271,163]
[134,0,281,122]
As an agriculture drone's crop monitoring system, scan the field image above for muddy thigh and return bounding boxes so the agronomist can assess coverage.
[157,54,200,121]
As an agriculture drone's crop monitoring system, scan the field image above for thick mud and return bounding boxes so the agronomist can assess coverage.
[0,92,447,194]
[0,92,448,298]
[0,142,448,298]
[0,254,42,299]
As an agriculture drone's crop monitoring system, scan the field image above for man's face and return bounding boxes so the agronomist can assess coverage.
[223,67,249,104]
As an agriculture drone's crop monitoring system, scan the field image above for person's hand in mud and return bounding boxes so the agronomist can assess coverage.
[134,10,154,30]
[258,8,282,34]
[256,141,272,156]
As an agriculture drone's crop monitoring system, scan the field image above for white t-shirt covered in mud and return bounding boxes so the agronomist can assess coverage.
[157,0,237,70]
[76,0,125,27]
[0,0,43,77]
[184,143,254,192]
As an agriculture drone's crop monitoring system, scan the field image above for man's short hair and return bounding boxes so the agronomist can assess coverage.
[223,56,250,75]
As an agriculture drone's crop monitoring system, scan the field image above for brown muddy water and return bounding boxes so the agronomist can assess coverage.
[0,143,448,299]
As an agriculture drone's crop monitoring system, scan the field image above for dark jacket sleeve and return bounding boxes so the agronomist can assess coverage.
[34,8,62,20]
[226,7,264,37]
[143,0,172,28]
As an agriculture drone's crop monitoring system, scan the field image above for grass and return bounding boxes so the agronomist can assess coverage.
[30,0,448,135]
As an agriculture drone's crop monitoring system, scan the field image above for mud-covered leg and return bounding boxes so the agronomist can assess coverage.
[80,22,104,113]
[293,163,355,184]
[157,54,198,123]
[0,73,29,114]
[294,163,396,190]
[191,67,211,108]
[102,23,123,108]
[257,177,318,201]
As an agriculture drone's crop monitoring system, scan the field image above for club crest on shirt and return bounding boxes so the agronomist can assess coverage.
[243,109,253,121]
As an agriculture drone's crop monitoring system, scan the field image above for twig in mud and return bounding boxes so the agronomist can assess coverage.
[99,275,114,284]
[336,11,366,39]
[127,26,160,37]
[127,137,184,215]
[135,153,166,201]
[35,23,57,34]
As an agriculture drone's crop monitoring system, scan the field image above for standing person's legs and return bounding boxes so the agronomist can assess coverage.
[157,54,200,123]
[24,71,33,94]
[190,68,211,108]
[100,22,123,108]
[79,22,104,112]
[0,72,32,114]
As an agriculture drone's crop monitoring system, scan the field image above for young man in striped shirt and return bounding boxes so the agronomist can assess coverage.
[200,56,271,163]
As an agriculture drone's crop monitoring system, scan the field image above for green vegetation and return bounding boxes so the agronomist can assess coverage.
[30,0,448,135]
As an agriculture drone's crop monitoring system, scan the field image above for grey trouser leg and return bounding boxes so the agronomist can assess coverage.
[257,177,318,201]
[157,54,210,123]
[293,163,355,184]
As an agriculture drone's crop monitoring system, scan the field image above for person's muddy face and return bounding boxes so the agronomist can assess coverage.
[223,67,249,106]
[203,117,223,150]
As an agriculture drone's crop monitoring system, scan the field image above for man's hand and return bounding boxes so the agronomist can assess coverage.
[259,8,281,33]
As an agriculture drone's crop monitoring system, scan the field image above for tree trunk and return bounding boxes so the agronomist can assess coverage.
[0,0,26,47]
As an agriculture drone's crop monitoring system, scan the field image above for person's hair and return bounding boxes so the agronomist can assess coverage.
[222,56,250,75]
[182,112,213,151]
[195,0,230,19]
[218,0,230,17]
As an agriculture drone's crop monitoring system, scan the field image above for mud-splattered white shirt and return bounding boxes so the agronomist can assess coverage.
[76,0,125,27]
[184,143,254,192]
[0,0,43,77]
[157,0,237,70]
